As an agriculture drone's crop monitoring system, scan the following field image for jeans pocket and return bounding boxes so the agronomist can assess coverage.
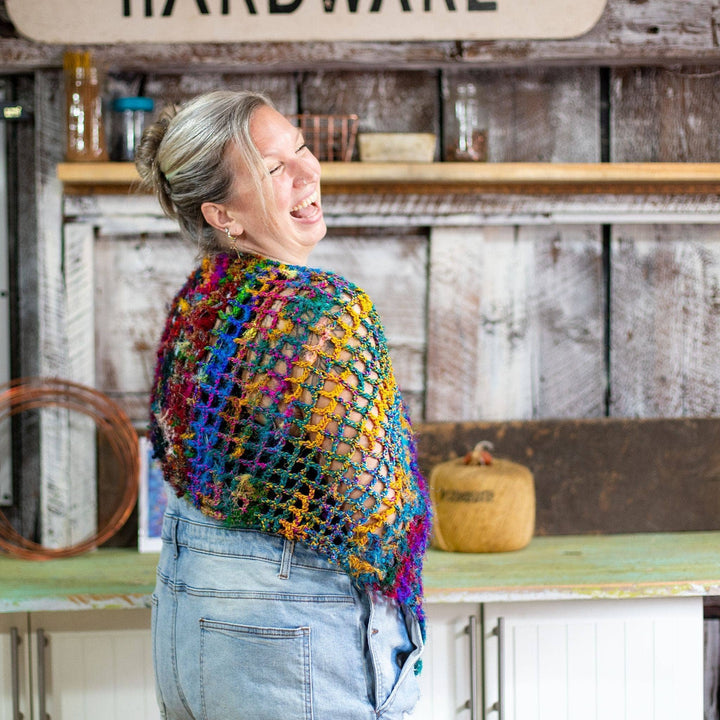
[199,618,313,720]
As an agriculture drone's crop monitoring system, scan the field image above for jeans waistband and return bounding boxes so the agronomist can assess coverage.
[162,486,346,575]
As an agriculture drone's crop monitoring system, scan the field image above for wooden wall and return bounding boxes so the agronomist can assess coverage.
[86,63,720,427]
[3,0,720,539]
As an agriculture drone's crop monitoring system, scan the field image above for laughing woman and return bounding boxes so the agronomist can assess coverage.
[135,90,431,720]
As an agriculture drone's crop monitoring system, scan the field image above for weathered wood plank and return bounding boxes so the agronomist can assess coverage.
[58,223,97,545]
[302,70,439,133]
[2,1,720,69]
[141,72,297,114]
[426,225,605,422]
[415,418,720,535]
[611,66,720,162]
[64,189,720,229]
[300,70,440,160]
[0,78,11,508]
[94,233,197,423]
[443,67,600,163]
[94,227,429,422]
[610,225,720,417]
[310,228,428,420]
[2,70,65,541]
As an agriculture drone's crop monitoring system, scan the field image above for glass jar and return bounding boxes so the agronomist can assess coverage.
[63,51,108,162]
[111,96,155,161]
[446,83,488,162]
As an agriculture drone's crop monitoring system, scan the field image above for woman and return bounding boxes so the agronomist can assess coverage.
[136,90,431,720]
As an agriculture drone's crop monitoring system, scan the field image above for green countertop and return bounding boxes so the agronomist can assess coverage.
[1,531,719,613]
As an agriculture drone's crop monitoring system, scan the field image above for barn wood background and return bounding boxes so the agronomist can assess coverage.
[1,0,720,544]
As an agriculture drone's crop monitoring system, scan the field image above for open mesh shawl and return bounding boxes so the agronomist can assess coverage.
[150,252,431,627]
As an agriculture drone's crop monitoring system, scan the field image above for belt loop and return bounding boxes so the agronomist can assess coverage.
[170,516,179,559]
[278,538,295,579]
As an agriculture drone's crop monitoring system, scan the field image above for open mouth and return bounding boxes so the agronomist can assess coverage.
[290,191,320,219]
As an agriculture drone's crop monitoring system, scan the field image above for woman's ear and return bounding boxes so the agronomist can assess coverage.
[201,201,244,237]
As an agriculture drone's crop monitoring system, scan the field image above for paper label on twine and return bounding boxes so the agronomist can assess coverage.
[6,0,607,43]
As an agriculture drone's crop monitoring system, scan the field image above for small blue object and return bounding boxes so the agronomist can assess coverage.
[112,96,155,113]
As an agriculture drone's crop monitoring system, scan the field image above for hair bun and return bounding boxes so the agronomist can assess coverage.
[135,106,178,219]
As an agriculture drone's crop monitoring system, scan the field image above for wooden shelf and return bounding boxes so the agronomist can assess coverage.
[57,161,720,196]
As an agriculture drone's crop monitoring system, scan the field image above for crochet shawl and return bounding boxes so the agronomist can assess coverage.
[150,252,431,629]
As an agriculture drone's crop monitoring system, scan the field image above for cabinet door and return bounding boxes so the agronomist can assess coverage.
[0,613,29,720]
[29,608,160,720]
[483,597,703,720]
[408,602,481,720]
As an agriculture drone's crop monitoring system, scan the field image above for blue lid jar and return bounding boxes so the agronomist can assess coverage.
[111,96,155,161]
[112,96,155,114]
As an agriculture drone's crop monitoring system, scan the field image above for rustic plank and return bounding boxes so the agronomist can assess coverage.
[611,66,720,162]
[442,67,600,163]
[57,223,98,545]
[94,232,197,424]
[300,70,440,161]
[94,228,429,424]
[610,225,720,417]
[2,70,65,541]
[0,78,11,508]
[141,72,297,115]
[415,418,720,535]
[58,162,720,197]
[2,1,720,69]
[425,226,484,420]
[62,184,720,231]
[426,225,605,422]
[310,227,428,421]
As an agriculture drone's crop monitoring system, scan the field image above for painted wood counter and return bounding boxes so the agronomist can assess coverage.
[1,531,718,613]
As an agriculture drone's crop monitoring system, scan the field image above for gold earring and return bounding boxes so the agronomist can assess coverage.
[224,227,240,256]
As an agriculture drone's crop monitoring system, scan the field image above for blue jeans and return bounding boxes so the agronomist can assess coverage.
[152,488,423,719]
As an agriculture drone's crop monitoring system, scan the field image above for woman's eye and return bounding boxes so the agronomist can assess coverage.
[268,163,282,175]
[297,143,308,153]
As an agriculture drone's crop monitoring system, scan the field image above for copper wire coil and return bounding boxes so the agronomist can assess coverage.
[0,377,139,560]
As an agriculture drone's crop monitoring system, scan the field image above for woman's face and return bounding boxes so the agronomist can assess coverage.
[209,105,326,265]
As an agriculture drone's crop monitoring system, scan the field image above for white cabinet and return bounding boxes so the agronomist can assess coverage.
[2,598,706,720]
[411,603,480,720]
[410,597,704,720]
[1,608,159,720]
[0,613,29,720]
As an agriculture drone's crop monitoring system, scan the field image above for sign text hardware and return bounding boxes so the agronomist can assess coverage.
[6,0,608,43]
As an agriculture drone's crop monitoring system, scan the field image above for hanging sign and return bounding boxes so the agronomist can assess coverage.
[6,0,607,43]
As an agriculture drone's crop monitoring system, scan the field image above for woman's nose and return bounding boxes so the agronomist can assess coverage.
[293,154,320,186]
[294,169,317,187]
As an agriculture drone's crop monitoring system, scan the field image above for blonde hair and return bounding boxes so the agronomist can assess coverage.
[135,90,274,255]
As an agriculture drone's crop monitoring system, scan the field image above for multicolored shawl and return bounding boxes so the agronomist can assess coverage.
[150,252,431,631]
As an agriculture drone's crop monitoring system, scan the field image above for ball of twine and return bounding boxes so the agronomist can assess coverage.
[0,377,139,560]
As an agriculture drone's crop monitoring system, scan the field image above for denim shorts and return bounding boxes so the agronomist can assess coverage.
[152,488,423,720]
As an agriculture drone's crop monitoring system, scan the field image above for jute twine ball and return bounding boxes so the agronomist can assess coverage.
[429,442,535,553]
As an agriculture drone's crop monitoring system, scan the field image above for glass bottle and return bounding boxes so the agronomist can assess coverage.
[64,51,108,162]
[111,97,155,161]
[447,83,487,162]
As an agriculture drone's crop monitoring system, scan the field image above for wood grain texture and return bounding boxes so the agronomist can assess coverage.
[300,70,440,161]
[443,67,600,163]
[415,418,720,535]
[93,228,428,423]
[610,225,720,417]
[426,225,605,422]
[141,72,297,114]
[2,1,720,69]
[310,228,428,420]
[5,70,66,541]
[611,66,720,162]
[93,233,198,423]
